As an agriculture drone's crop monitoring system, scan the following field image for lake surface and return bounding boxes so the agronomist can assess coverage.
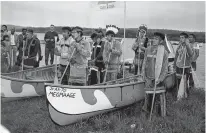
[27,32,205,88]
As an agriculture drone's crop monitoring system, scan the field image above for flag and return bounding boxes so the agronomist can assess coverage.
[165,35,175,58]
[90,1,123,11]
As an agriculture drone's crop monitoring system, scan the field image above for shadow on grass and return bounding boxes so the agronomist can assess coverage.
[1,88,205,133]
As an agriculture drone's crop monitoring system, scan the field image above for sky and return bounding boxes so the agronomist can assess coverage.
[1,1,205,32]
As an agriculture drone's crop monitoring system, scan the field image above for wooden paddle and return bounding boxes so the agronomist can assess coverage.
[54,37,59,84]
[59,48,76,84]
[177,48,187,100]
[190,66,200,89]
[149,45,165,121]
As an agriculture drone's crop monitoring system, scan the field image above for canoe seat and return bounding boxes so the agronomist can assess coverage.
[144,87,166,117]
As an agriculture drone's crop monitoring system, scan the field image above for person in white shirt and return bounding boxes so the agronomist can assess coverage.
[10,27,19,67]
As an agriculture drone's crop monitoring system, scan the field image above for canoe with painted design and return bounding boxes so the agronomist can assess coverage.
[45,72,175,126]
[1,65,58,102]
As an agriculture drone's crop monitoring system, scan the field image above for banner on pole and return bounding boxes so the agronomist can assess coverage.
[91,1,123,11]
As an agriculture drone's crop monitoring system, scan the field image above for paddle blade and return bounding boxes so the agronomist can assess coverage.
[177,75,187,100]
[191,70,200,89]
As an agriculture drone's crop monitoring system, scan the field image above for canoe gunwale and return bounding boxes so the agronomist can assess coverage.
[45,80,145,89]
[1,75,54,83]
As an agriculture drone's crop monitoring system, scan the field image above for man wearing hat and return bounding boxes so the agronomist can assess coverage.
[174,32,193,97]
[103,25,122,82]
[69,26,91,85]
[90,32,105,85]
[142,32,169,112]
[44,24,59,65]
[23,29,39,69]
[132,24,149,75]
[54,27,74,85]
[16,28,27,66]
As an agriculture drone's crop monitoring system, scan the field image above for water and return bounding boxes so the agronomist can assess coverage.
[22,32,206,88]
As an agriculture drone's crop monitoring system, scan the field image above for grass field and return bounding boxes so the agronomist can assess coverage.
[1,87,205,133]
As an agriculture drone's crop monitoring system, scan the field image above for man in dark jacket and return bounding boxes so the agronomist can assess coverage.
[90,32,105,85]
[44,24,59,65]
[23,29,39,70]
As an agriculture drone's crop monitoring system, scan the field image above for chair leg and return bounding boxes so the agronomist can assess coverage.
[160,94,164,117]
[163,92,166,116]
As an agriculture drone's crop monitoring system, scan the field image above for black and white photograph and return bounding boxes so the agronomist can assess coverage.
[0,1,205,133]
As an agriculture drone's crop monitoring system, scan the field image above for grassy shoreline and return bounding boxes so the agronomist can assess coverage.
[1,88,205,133]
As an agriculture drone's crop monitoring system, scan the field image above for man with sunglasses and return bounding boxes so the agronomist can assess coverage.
[69,26,91,86]
[132,24,149,75]
[142,32,169,112]
[103,25,122,82]
[54,27,74,85]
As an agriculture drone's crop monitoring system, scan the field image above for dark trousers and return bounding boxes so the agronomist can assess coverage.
[59,64,70,85]
[90,70,104,85]
[45,47,54,65]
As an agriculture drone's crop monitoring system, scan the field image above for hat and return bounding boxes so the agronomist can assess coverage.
[138,24,147,33]
[154,32,165,40]
[106,25,120,35]
[72,26,83,32]
[62,26,71,31]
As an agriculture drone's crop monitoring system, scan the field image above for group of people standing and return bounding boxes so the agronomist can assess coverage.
[131,24,199,111]
[1,25,42,72]
[1,24,200,92]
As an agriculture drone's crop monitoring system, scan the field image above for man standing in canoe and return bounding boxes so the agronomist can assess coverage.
[142,32,169,112]
[69,26,91,86]
[44,24,59,65]
[188,34,199,88]
[132,24,149,75]
[23,29,39,69]
[16,28,27,66]
[54,27,74,85]
[174,32,193,98]
[103,25,122,82]
[90,32,105,85]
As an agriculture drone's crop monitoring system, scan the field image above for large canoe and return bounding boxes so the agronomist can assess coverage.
[45,72,175,126]
[1,65,57,102]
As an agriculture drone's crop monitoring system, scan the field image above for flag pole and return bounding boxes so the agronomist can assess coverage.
[123,1,126,79]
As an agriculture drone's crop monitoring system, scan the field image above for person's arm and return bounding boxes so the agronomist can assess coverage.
[111,41,122,56]
[173,45,180,70]
[44,32,49,42]
[76,41,91,58]
[185,40,193,57]
[141,47,148,79]
[158,50,169,82]
[103,42,109,63]
[132,40,138,51]
[192,43,199,62]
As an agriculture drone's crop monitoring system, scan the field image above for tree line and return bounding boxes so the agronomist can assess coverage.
[5,25,205,42]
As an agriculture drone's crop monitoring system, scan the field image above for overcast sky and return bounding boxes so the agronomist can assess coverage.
[1,1,205,31]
